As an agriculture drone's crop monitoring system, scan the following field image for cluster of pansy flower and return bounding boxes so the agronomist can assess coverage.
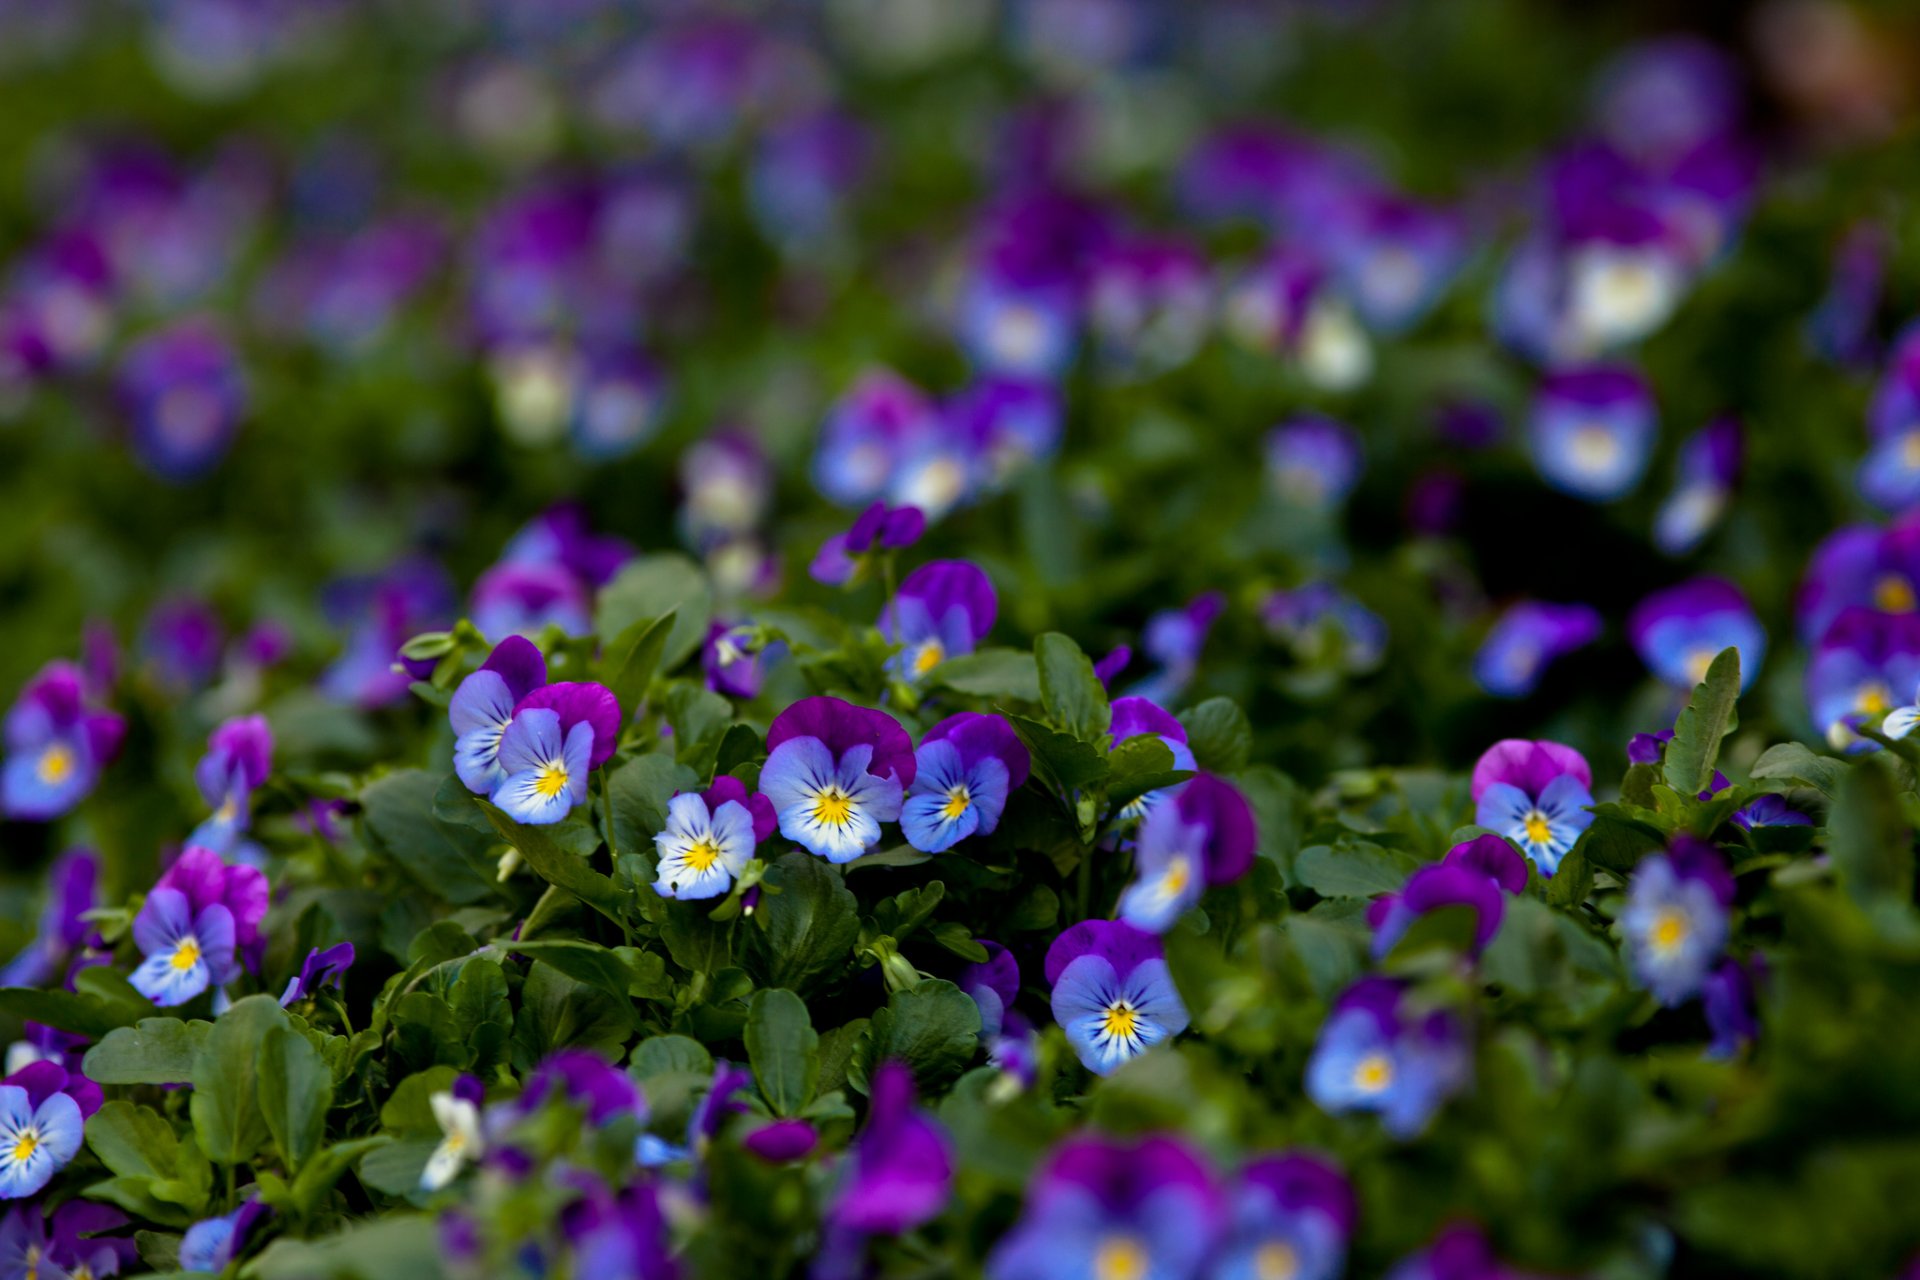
[449,635,621,827]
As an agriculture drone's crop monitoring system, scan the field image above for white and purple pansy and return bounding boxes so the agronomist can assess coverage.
[1046,920,1189,1076]
[758,696,915,863]
[901,712,1029,854]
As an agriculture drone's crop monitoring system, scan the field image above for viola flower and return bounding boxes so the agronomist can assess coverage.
[1796,516,1920,644]
[950,378,1063,492]
[1046,919,1190,1075]
[1529,365,1657,502]
[519,1049,647,1128]
[1305,977,1470,1138]
[1107,696,1197,822]
[422,1075,487,1192]
[450,636,548,796]
[955,194,1104,379]
[1471,739,1594,877]
[319,558,455,709]
[652,776,775,900]
[560,1178,676,1280]
[824,1062,952,1237]
[987,1134,1224,1280]
[1129,592,1225,706]
[681,430,774,548]
[702,622,766,699]
[1085,237,1213,377]
[280,941,354,1007]
[129,885,236,1007]
[1860,333,1920,511]
[886,421,987,524]
[1,662,125,822]
[1262,583,1388,673]
[5,1025,88,1078]
[758,696,914,863]
[187,714,273,853]
[1629,578,1766,692]
[812,369,940,509]
[1704,955,1765,1059]
[1730,793,1813,830]
[881,560,997,682]
[810,502,925,588]
[1806,608,1920,751]
[0,849,101,988]
[1368,834,1529,960]
[490,709,593,825]
[178,1200,269,1275]
[470,560,593,643]
[901,713,1030,854]
[1383,1224,1507,1280]
[749,110,868,252]
[1474,601,1602,698]
[958,941,1020,1041]
[1622,838,1734,1006]
[1327,189,1468,335]
[1,1201,137,1280]
[0,1062,97,1198]
[1116,774,1256,933]
[142,597,224,691]
[1267,417,1363,510]
[116,319,246,481]
[1654,417,1742,556]
[502,505,634,591]
[1214,1153,1356,1280]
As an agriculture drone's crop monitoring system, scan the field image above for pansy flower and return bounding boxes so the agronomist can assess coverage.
[318,558,454,709]
[1267,416,1363,510]
[0,1062,98,1199]
[901,713,1029,854]
[490,681,620,825]
[178,1200,269,1275]
[758,696,914,863]
[1305,977,1470,1138]
[1116,774,1256,933]
[116,319,247,482]
[0,1201,136,1280]
[502,504,635,591]
[470,560,593,643]
[568,345,665,461]
[958,941,1020,1042]
[1704,954,1765,1059]
[1,661,125,822]
[1107,696,1198,822]
[955,193,1105,379]
[130,884,235,1007]
[881,560,997,682]
[141,597,224,692]
[749,109,869,252]
[0,849,101,988]
[1528,364,1657,502]
[812,369,941,509]
[450,636,549,795]
[652,776,775,900]
[810,501,925,588]
[1474,601,1601,698]
[186,714,273,853]
[1796,516,1920,644]
[680,430,773,549]
[1368,835,1528,960]
[1622,838,1734,1006]
[1806,220,1887,368]
[1860,330,1920,511]
[422,1074,487,1192]
[515,1049,647,1133]
[950,378,1063,492]
[1085,236,1213,377]
[987,1133,1223,1280]
[279,941,354,1007]
[1471,739,1594,877]
[1129,592,1225,706]
[1383,1224,1509,1280]
[1213,1152,1356,1280]
[558,1176,676,1280]
[1629,577,1766,692]
[824,1061,952,1237]
[1046,919,1190,1075]
[1327,189,1468,335]
[1806,608,1920,751]
[701,622,767,699]
[1262,583,1388,674]
[1654,417,1742,556]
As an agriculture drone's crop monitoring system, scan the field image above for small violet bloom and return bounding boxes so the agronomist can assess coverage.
[1268,417,1363,509]
[958,941,1020,1042]
[1116,774,1256,934]
[901,713,1030,854]
[882,560,997,681]
[824,1061,953,1238]
[1213,1152,1356,1280]
[810,501,926,587]
[1796,515,1920,644]
[186,713,273,853]
[178,1200,269,1274]
[1528,365,1657,502]
[1629,577,1766,693]
[702,622,766,700]
[1383,1224,1510,1280]
[1129,592,1225,707]
[130,847,268,1005]
[1305,977,1470,1139]
[280,941,354,1007]
[1470,739,1595,877]
[1654,417,1742,556]
[0,848,101,988]
[1621,838,1733,1007]
[1473,601,1602,698]
[1108,696,1198,822]
[1046,920,1190,1076]
[758,696,914,864]
[652,776,776,900]
[1806,607,1920,751]
[117,319,247,482]
[0,1062,98,1199]
[489,682,620,826]
[1368,834,1529,961]
[2,661,125,822]
[450,636,549,795]
[1704,954,1764,1059]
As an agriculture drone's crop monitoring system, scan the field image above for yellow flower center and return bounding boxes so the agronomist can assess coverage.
[1649,906,1691,954]
[35,745,73,785]
[1877,574,1918,613]
[940,785,971,820]
[1522,810,1553,846]
[1856,682,1893,717]
[1352,1052,1394,1094]
[1569,422,1621,471]
[1255,1241,1302,1280]
[684,839,722,872]
[171,938,202,971]
[534,762,571,799]
[811,787,854,827]
[1161,856,1192,897]
[1094,1235,1149,1280]
[214,796,238,823]
[1684,647,1718,686]
[1102,1001,1139,1041]
[11,1128,36,1163]
[912,640,946,675]
[1904,431,1920,468]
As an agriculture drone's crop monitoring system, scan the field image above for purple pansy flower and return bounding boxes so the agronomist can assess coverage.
[178,1199,270,1274]
[749,110,869,252]
[1807,220,1887,368]
[1796,516,1920,644]
[503,505,635,591]
[810,502,926,588]
[1267,417,1363,509]
[702,622,766,699]
[1,662,125,822]
[759,697,914,863]
[141,597,224,691]
[1116,774,1256,933]
[1704,954,1764,1059]
[0,1201,137,1280]
[1046,920,1190,1075]
[0,1062,99,1198]
[881,560,997,682]
[1305,977,1470,1138]
[987,1134,1224,1280]
[1085,236,1213,377]
[812,369,941,509]
[1731,793,1813,831]
[470,560,594,644]
[825,1061,952,1236]
[569,345,666,461]
[901,713,1030,854]
[187,714,273,853]
[1529,365,1657,501]
[652,776,775,900]
[561,1176,677,1280]
[116,319,246,481]
[1129,592,1225,706]
[451,636,549,796]
[1654,418,1742,555]
[1471,739,1594,877]
[1328,189,1468,336]
[743,1118,819,1163]
[1474,601,1602,698]
[958,941,1020,1041]
[1213,1152,1356,1280]
[1622,838,1734,1006]
[319,558,455,709]
[522,1050,646,1128]
[1262,583,1388,674]
[1807,607,1920,751]
[0,849,101,988]
[280,942,355,1007]
[131,847,267,1005]
[950,378,1064,491]
[1860,329,1920,511]
[1108,696,1198,822]
[1383,1224,1509,1280]
[490,708,594,826]
[1368,835,1529,960]
[1629,578,1766,693]
[680,430,773,548]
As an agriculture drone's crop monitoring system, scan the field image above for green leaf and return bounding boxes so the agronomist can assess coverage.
[1179,697,1253,772]
[379,1067,461,1136]
[1105,735,1192,811]
[854,979,980,1095]
[660,900,736,974]
[0,972,157,1039]
[1035,632,1110,742]
[83,1018,210,1085]
[290,1135,393,1218]
[510,940,665,1004]
[86,1101,212,1223]
[190,995,291,1166]
[1663,647,1741,798]
[594,554,713,673]
[1829,755,1915,911]
[744,853,860,993]
[259,1024,333,1172]
[1749,742,1849,797]
[745,989,819,1116]
[360,770,501,905]
[927,648,1041,702]
[631,1035,713,1080]
[1292,841,1421,898]
[509,962,632,1070]
[1005,714,1110,795]
[476,798,627,928]
[600,610,676,715]
[249,1213,441,1280]
[448,955,514,1075]
[1547,846,1595,906]
[1580,806,1670,876]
